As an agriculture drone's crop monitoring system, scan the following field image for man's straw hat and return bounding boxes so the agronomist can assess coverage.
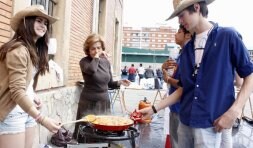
[10,5,58,31]
[166,0,215,20]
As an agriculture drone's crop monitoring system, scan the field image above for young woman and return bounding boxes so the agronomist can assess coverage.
[73,33,130,142]
[0,5,60,148]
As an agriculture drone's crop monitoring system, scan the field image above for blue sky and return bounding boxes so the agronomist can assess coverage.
[123,0,253,49]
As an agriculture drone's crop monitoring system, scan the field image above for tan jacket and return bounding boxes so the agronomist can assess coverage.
[0,45,34,121]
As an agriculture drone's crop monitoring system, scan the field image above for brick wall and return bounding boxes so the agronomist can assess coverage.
[0,0,12,46]
[68,0,93,85]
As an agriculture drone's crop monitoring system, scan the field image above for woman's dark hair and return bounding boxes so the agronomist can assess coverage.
[186,1,208,18]
[0,16,50,75]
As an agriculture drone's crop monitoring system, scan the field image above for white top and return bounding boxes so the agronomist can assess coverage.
[138,66,145,75]
[194,30,209,66]
[194,26,213,66]
[10,68,37,113]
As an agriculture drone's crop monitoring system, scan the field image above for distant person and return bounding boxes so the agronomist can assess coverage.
[73,34,130,142]
[121,66,128,79]
[144,65,155,79]
[137,63,145,82]
[139,0,253,147]
[128,64,136,82]
[156,68,163,82]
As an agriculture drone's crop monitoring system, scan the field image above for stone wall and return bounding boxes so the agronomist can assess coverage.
[34,86,82,146]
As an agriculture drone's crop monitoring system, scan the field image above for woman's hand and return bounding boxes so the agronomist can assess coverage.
[94,51,109,59]
[99,51,109,59]
[119,79,131,86]
[41,117,61,133]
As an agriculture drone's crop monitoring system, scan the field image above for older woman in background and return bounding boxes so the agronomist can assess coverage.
[73,33,130,141]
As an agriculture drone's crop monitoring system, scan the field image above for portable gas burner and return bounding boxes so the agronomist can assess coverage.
[77,125,140,148]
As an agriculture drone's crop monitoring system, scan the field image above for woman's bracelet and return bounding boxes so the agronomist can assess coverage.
[38,116,46,125]
[152,105,157,114]
[35,112,42,122]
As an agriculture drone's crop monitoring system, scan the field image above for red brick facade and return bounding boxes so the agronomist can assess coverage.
[68,0,94,85]
[123,26,177,50]
[0,0,12,46]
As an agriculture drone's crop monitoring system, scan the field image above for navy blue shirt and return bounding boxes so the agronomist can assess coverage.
[168,55,181,113]
[179,23,253,128]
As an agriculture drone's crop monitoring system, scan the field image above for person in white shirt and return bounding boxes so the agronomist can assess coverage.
[137,63,145,83]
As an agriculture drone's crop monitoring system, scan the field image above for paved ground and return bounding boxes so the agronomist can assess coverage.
[49,87,253,148]
[111,88,253,148]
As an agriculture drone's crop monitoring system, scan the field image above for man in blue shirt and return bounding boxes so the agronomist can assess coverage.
[139,0,253,147]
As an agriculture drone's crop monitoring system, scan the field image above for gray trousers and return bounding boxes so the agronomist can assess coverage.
[169,112,180,148]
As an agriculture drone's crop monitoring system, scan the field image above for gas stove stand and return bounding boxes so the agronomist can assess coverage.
[78,125,140,148]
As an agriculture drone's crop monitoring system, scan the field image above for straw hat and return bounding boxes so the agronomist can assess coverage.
[166,0,215,20]
[10,5,58,31]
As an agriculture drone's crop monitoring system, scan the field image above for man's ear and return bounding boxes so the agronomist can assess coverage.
[193,3,199,11]
[185,33,192,40]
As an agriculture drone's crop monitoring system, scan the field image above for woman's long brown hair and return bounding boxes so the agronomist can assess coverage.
[0,16,49,88]
[0,16,50,89]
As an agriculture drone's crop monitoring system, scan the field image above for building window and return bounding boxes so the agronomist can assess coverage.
[31,0,56,16]
[142,43,149,47]
[132,43,139,47]
[132,38,139,42]
[142,33,148,37]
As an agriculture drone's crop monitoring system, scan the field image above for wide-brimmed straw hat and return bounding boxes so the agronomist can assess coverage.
[10,5,58,31]
[166,0,215,20]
